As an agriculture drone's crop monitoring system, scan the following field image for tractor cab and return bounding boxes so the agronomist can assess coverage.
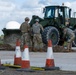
[43,5,71,26]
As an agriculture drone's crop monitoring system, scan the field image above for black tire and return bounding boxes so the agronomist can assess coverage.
[42,26,60,45]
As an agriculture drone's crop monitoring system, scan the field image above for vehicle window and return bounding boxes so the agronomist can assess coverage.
[55,9,58,17]
[44,7,55,18]
[65,8,69,18]
[59,9,63,17]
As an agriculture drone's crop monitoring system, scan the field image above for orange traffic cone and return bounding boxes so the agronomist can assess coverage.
[14,39,21,65]
[21,45,30,69]
[46,40,55,67]
[16,45,34,72]
[0,59,5,70]
[44,40,59,70]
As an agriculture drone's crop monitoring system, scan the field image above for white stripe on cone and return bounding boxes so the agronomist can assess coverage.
[22,48,30,60]
[15,46,21,57]
[46,47,54,59]
[21,45,30,69]
[14,39,21,65]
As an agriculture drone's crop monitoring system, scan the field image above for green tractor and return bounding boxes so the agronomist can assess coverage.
[30,5,76,46]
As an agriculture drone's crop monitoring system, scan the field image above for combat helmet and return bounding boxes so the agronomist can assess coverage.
[25,17,29,21]
[35,19,39,22]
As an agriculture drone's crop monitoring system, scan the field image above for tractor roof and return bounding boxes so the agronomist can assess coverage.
[45,5,70,9]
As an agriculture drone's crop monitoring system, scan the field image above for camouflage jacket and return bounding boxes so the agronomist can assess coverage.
[20,22,30,33]
[63,27,75,39]
[32,23,43,34]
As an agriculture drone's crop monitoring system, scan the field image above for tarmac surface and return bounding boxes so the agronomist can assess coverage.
[0,51,76,71]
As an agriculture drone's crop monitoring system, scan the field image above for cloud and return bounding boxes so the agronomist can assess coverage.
[39,0,58,6]
[0,0,16,20]
[64,2,71,7]
[0,0,44,21]
[19,0,45,19]
[22,0,43,8]
[71,1,76,11]
[64,1,76,17]
[0,1,15,11]
[39,0,52,5]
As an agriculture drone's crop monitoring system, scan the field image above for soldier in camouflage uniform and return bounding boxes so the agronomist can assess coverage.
[20,17,32,50]
[32,19,44,51]
[62,26,75,51]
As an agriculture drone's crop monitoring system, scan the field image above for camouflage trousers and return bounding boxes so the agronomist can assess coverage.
[20,33,32,50]
[67,42,72,51]
[67,34,75,50]
[33,34,43,50]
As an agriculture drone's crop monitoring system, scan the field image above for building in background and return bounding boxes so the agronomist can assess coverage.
[2,21,21,48]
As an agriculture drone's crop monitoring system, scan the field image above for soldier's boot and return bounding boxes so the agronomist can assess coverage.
[32,48,37,52]
[39,48,43,52]
[29,47,33,52]
[39,43,43,52]
[29,41,33,52]
[20,45,24,51]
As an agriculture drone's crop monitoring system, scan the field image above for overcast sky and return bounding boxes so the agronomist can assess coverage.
[0,0,76,35]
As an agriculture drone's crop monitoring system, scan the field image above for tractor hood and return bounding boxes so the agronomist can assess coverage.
[30,15,43,26]
[30,15,53,27]
[40,19,50,27]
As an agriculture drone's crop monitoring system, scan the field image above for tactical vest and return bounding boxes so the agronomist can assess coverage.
[64,28,75,38]
[32,24,41,34]
[20,22,30,33]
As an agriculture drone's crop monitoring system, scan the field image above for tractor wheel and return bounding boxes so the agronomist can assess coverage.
[42,26,60,46]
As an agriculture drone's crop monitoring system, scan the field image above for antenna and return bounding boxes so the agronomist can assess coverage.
[62,3,64,6]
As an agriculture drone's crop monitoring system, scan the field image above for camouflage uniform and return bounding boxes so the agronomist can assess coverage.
[63,27,75,51]
[20,17,32,50]
[32,20,43,51]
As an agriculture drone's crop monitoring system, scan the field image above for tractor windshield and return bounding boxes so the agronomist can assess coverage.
[65,7,70,18]
[44,7,55,18]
